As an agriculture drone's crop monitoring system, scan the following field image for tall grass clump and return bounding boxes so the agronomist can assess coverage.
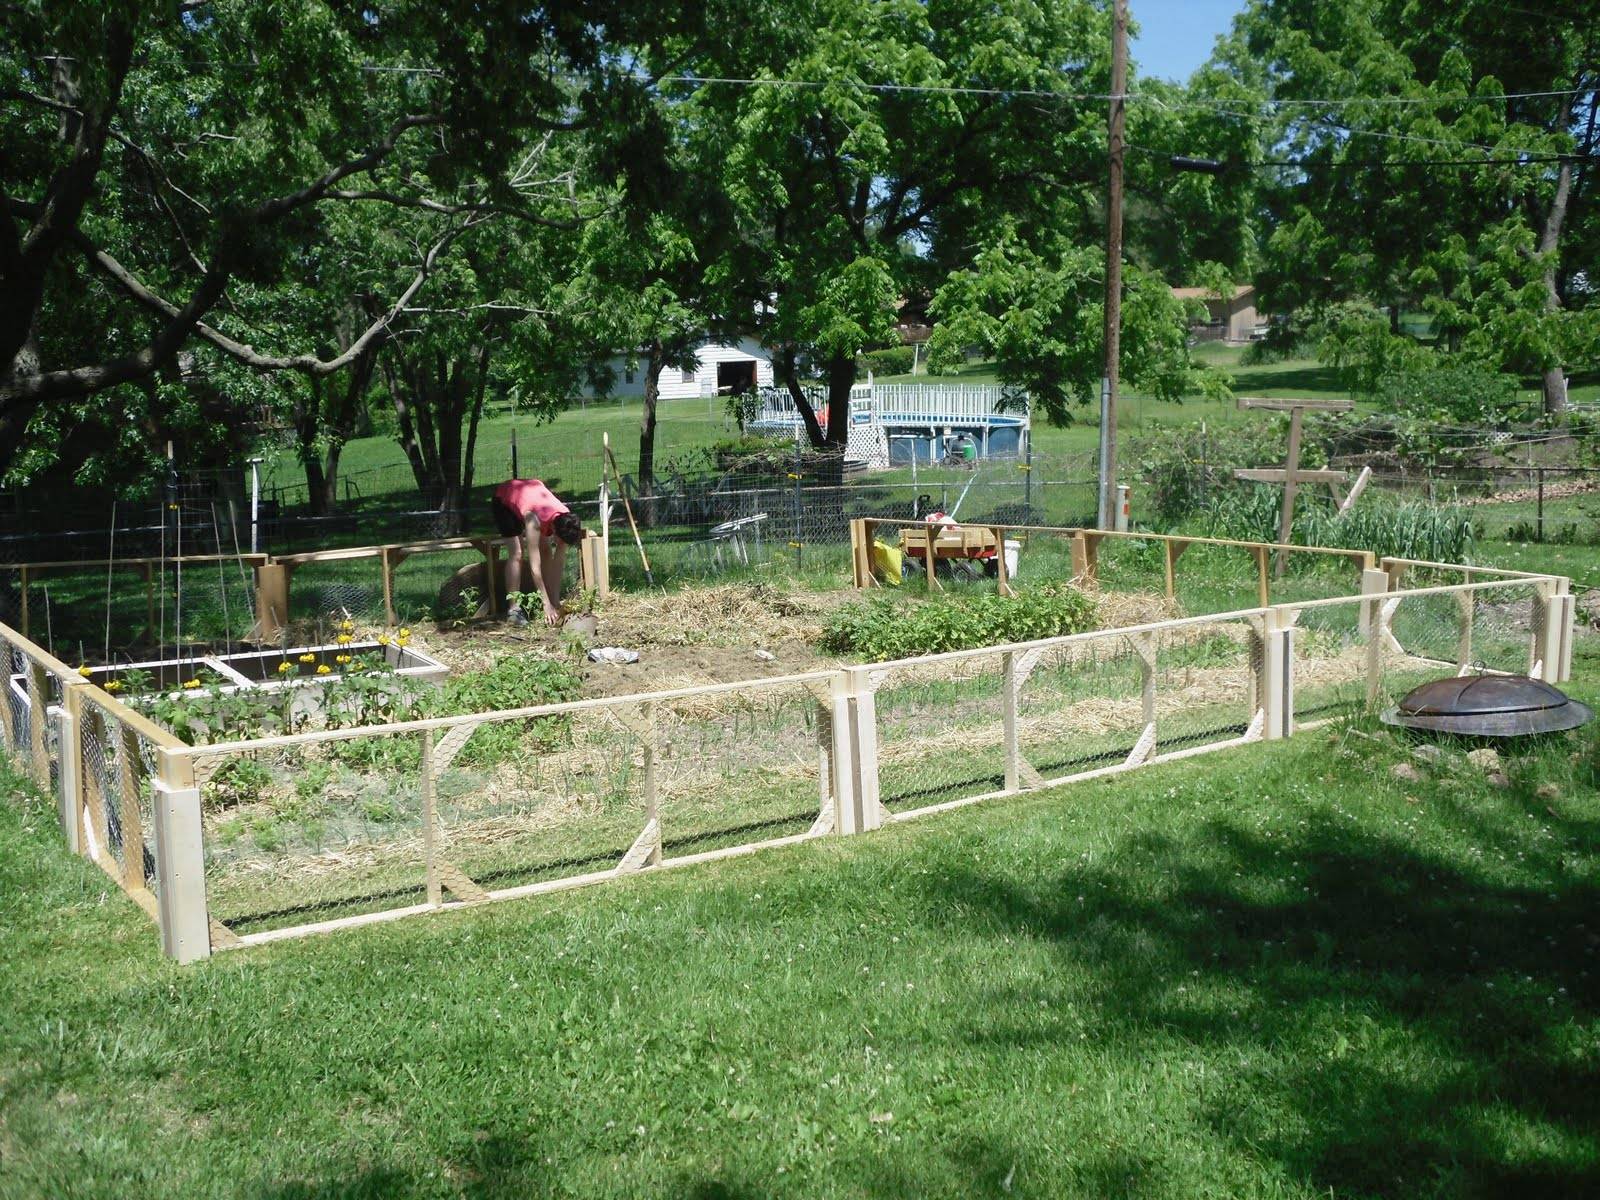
[1206,488,1474,562]
[819,582,1096,661]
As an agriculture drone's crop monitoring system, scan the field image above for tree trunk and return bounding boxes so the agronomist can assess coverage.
[823,353,856,451]
[638,340,664,524]
[457,344,491,535]
[1539,94,1576,418]
[778,345,826,448]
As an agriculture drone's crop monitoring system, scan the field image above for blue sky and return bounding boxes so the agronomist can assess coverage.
[1129,0,1245,83]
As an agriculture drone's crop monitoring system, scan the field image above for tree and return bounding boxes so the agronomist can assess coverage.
[926,229,1229,421]
[0,1,694,482]
[656,0,1114,452]
[1222,0,1598,414]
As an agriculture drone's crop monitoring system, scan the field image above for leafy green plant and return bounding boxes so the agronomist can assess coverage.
[1206,491,1475,563]
[858,345,914,376]
[437,653,584,767]
[819,583,1097,661]
[207,757,274,809]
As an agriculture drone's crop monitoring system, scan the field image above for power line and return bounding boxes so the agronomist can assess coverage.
[138,58,1600,114]
[1130,143,1591,170]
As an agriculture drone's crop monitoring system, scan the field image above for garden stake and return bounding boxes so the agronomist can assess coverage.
[603,433,654,586]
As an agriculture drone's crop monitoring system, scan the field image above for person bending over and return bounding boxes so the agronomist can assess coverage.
[490,478,584,626]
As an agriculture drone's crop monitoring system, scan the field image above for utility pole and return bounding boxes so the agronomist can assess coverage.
[1097,0,1128,531]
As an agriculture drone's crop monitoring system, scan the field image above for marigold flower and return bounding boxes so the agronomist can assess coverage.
[335,654,352,665]
[277,661,294,674]
[396,636,411,648]
[340,618,355,631]
[298,653,316,664]
[398,627,411,638]
[377,634,391,646]
[77,664,92,678]
[316,664,332,675]
[336,634,353,645]
[104,680,124,693]
[182,679,202,689]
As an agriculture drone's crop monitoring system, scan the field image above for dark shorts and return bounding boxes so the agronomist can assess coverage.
[490,497,526,538]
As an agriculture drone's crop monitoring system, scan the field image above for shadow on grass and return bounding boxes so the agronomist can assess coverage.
[923,796,1600,1196]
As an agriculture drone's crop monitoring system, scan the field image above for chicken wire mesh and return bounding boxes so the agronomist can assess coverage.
[194,732,428,936]
[187,675,836,940]
[77,692,161,898]
[1283,578,1547,731]
[867,618,1263,819]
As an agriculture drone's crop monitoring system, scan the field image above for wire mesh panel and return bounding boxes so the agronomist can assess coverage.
[1287,596,1372,728]
[187,673,839,942]
[283,557,390,630]
[871,649,1011,811]
[77,692,161,900]
[194,732,427,936]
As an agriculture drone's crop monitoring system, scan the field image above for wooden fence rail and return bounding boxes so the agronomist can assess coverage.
[1,557,1576,962]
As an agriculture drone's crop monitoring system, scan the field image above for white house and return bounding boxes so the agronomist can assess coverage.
[581,337,775,401]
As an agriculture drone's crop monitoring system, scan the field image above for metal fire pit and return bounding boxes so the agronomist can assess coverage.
[1382,674,1593,738]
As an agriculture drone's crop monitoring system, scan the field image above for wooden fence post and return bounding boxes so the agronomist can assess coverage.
[1260,609,1295,741]
[254,562,290,641]
[56,686,83,855]
[1357,568,1389,641]
[26,660,49,786]
[835,667,882,835]
[421,729,440,905]
[153,748,212,964]
[1002,649,1045,792]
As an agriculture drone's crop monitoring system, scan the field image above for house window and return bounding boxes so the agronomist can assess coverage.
[624,368,635,385]
[681,365,696,384]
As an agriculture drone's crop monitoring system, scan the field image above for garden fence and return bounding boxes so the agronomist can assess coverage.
[0,555,1575,963]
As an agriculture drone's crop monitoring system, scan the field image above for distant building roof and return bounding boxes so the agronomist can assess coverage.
[1171,284,1255,301]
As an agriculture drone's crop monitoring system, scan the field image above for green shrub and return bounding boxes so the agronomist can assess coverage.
[1375,360,1524,426]
[819,583,1097,662]
[859,345,914,376]
[439,653,584,767]
[1131,420,1298,523]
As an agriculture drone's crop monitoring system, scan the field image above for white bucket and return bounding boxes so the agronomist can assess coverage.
[1004,539,1020,579]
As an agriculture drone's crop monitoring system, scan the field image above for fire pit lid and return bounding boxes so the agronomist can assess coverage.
[1382,674,1592,737]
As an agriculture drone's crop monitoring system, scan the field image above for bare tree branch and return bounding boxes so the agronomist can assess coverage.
[72,218,484,376]
[322,189,585,228]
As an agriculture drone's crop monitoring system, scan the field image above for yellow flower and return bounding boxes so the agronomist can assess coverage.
[104,680,123,693]
[340,618,355,631]
[396,635,410,648]
[298,653,316,664]
[77,664,92,678]
[277,661,293,674]
[336,634,352,645]
[377,634,391,646]
[182,679,202,690]
[398,627,411,638]
[335,654,352,665]
[315,664,332,675]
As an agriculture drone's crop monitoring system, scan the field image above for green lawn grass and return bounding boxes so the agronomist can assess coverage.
[3,652,1598,1198]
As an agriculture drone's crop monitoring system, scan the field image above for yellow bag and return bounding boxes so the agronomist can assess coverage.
[871,539,903,586]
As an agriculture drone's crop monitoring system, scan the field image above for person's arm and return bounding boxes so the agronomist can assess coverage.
[524,528,561,626]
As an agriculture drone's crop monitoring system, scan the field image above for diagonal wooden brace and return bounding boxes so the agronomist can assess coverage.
[1124,722,1158,767]
[437,861,489,902]
[615,818,662,875]
[432,720,483,772]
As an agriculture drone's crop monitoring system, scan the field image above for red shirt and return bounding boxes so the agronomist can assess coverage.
[494,479,569,536]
